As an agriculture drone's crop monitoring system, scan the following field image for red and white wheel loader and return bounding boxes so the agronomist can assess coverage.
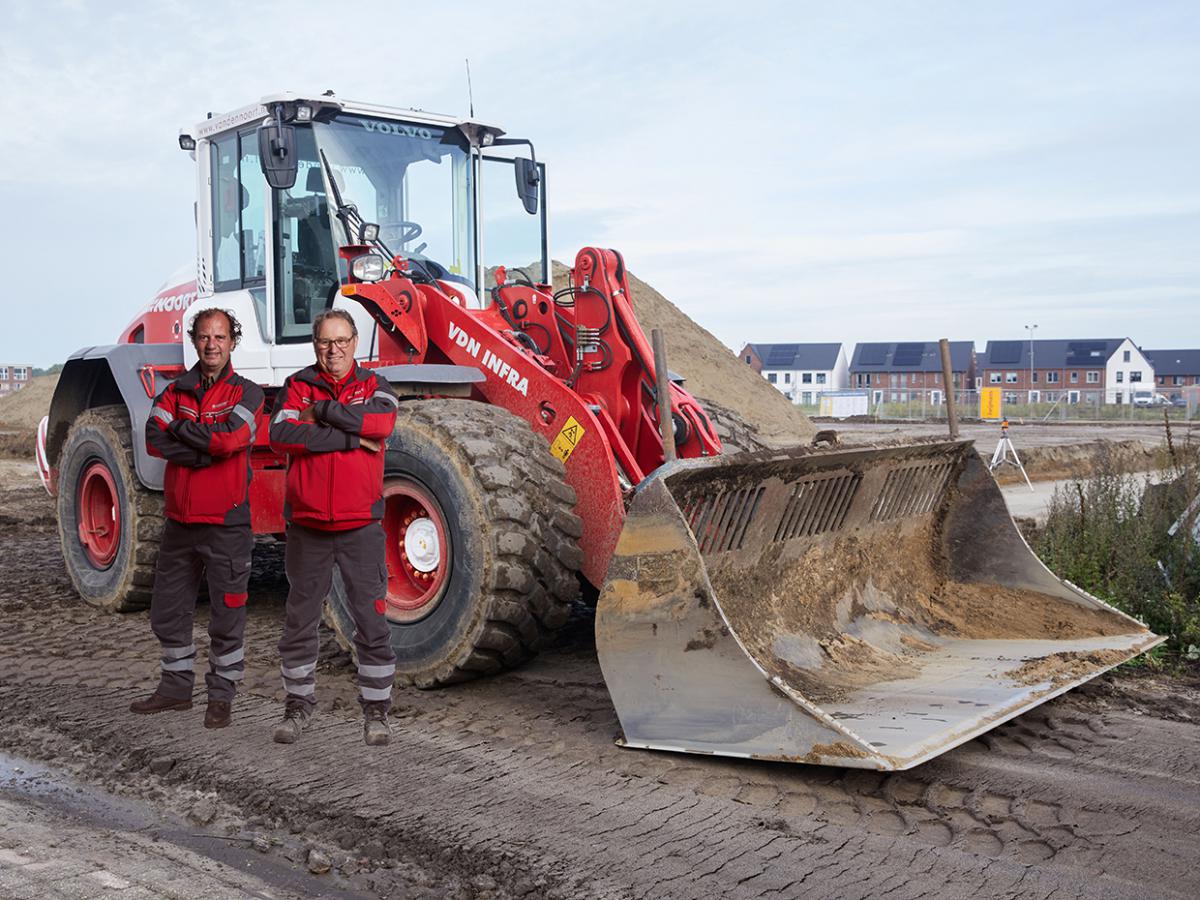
[38,93,1161,769]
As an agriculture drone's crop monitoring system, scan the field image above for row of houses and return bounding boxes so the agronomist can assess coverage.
[0,364,31,394]
[739,340,1200,406]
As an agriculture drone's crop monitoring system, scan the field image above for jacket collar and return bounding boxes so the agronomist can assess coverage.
[176,361,233,395]
[295,363,370,391]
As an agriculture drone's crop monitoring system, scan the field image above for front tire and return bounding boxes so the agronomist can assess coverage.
[56,406,164,611]
[326,401,583,687]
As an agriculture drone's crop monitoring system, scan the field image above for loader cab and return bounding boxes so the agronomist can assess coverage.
[187,96,548,384]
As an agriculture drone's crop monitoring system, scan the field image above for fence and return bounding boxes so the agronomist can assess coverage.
[795,388,1199,423]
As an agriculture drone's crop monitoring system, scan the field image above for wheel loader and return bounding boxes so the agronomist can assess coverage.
[38,92,1160,769]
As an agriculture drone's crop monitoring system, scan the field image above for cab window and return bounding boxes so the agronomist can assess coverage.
[211,132,267,291]
[273,128,339,342]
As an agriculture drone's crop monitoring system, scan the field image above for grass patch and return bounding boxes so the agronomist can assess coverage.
[1035,441,1200,666]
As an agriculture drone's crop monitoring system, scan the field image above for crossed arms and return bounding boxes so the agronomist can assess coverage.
[146,383,265,467]
[268,375,399,456]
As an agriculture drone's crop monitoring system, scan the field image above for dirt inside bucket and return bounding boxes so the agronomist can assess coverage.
[711,519,1138,704]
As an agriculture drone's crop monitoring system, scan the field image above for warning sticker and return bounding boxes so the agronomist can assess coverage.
[550,416,585,462]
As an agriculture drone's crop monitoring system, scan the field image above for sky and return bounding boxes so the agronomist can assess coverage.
[1,0,1197,367]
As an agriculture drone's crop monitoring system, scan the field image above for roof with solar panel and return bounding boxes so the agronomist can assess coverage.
[1144,349,1200,376]
[746,343,843,370]
[848,342,974,372]
[980,339,1130,369]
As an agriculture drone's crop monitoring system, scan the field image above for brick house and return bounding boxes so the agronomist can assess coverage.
[1145,349,1200,402]
[738,343,848,405]
[848,342,975,405]
[0,364,32,395]
[979,338,1152,405]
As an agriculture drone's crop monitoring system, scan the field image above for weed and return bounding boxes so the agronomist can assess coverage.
[1035,443,1200,665]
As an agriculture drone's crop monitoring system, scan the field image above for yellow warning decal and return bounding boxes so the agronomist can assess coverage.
[550,416,585,462]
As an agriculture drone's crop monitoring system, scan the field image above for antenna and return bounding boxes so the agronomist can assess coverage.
[465,58,475,118]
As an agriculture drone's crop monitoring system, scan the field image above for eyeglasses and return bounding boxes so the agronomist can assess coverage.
[314,336,355,349]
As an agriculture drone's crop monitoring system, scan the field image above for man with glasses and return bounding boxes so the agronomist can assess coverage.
[268,309,400,745]
[133,308,264,729]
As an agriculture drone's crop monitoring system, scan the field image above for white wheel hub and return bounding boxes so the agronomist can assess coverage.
[404,517,441,573]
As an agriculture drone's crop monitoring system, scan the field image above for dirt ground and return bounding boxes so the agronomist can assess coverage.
[2,461,1200,898]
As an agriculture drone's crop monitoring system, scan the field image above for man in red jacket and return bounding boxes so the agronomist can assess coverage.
[268,308,399,746]
[132,308,264,729]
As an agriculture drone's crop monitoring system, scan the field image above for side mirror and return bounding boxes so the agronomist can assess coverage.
[258,119,298,190]
[514,157,540,215]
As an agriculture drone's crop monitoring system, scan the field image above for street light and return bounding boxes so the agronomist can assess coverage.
[1025,324,1037,404]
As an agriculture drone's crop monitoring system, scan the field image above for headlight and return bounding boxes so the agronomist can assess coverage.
[351,253,386,282]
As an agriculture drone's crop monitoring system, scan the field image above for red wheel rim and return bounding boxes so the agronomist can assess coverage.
[381,478,450,623]
[77,460,121,569]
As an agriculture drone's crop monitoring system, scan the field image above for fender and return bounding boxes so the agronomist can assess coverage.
[45,344,185,494]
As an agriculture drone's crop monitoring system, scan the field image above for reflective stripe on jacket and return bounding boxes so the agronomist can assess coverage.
[268,365,399,529]
[145,363,265,526]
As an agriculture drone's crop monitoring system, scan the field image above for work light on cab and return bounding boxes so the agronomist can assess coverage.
[350,253,387,282]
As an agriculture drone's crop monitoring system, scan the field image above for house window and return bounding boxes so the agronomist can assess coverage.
[1130,371,1142,383]
[767,373,777,384]
[1046,372,1059,383]
[1045,391,1058,402]
[801,392,812,405]
[1070,371,1078,383]
[1115,392,1123,404]
[0,367,7,380]
[1005,372,1018,383]
[802,373,812,384]
[783,373,791,383]
[890,374,898,386]
[989,372,1002,384]
[1174,376,1183,386]
[816,373,826,384]
[1031,371,1039,383]
[1003,392,1019,404]
[1116,372,1123,383]
[1086,371,1100,384]
[744,355,751,364]
[13,367,27,381]
[1123,350,1131,362]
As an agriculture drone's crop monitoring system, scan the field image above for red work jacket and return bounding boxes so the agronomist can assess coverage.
[268,365,399,530]
[146,363,265,526]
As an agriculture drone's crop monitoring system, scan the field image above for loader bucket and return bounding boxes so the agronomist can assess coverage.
[596,439,1162,770]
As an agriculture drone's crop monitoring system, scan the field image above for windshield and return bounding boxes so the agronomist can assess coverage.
[312,114,476,289]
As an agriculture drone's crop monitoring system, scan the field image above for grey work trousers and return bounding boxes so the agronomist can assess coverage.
[149,519,252,702]
[278,522,396,710]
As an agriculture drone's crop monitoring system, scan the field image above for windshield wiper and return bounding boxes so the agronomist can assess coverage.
[317,148,439,285]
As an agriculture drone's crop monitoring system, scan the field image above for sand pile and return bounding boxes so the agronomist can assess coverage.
[0,375,57,430]
[989,439,1154,485]
[552,261,815,447]
[713,521,1136,704]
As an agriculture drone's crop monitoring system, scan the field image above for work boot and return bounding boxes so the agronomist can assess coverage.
[204,700,232,729]
[272,701,312,744]
[130,691,193,714]
[363,702,391,747]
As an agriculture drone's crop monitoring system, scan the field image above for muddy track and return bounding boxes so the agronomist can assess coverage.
[1,479,1198,898]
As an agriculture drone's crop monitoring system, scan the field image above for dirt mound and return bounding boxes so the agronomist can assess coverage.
[553,261,815,447]
[714,518,1134,704]
[990,439,1154,484]
[0,375,57,430]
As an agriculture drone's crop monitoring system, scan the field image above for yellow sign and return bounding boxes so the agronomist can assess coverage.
[980,387,1002,420]
[550,416,585,462]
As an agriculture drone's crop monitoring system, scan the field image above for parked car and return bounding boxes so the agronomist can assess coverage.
[1132,391,1171,408]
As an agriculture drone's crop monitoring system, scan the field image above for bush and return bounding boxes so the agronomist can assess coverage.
[1035,445,1200,661]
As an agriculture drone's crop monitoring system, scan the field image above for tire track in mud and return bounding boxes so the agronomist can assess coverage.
[2,512,1199,897]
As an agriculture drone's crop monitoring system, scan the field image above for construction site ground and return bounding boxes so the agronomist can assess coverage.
[2,458,1200,899]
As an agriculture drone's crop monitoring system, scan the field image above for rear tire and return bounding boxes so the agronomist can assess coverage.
[326,400,583,687]
[56,406,163,612]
